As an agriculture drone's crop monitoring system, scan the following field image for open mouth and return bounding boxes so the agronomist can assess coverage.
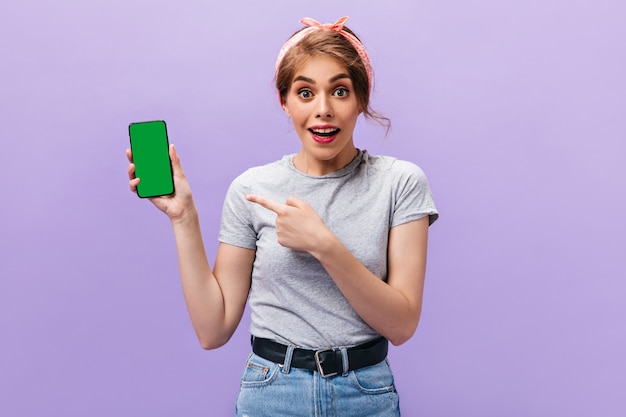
[309,127,340,143]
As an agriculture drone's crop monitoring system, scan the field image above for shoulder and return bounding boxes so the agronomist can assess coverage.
[363,152,428,180]
[364,152,439,226]
[363,152,435,203]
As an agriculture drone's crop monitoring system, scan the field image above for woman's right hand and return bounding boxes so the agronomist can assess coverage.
[126,144,196,222]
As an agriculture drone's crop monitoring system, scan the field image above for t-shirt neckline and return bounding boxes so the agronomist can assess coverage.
[286,149,366,179]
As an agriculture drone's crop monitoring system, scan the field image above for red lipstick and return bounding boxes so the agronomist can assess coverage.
[308,125,340,144]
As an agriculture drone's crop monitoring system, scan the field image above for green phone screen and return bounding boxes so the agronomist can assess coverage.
[129,120,174,198]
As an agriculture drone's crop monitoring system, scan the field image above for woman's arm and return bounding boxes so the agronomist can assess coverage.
[313,217,429,346]
[171,211,254,349]
[127,146,253,349]
[246,194,429,346]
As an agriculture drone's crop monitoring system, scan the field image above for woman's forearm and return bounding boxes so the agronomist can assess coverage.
[311,219,429,346]
[170,206,231,349]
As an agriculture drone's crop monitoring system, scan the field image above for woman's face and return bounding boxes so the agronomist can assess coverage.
[282,56,361,176]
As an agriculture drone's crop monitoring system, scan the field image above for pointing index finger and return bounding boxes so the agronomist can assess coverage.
[246,194,284,214]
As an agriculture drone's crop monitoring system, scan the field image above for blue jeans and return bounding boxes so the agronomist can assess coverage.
[235,350,400,416]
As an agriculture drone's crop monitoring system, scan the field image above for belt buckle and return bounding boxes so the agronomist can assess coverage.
[314,348,338,378]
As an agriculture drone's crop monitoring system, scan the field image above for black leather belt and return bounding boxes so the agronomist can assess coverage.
[251,336,388,378]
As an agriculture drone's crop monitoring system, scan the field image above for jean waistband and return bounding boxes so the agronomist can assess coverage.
[251,336,388,378]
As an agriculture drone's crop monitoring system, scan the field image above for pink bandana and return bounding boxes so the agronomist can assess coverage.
[275,16,373,93]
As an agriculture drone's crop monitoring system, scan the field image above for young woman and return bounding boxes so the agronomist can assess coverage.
[127,16,438,416]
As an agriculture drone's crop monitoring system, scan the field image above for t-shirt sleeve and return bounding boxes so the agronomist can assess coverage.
[217,174,258,249]
[390,160,439,227]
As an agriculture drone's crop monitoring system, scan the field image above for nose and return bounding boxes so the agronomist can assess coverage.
[316,95,333,119]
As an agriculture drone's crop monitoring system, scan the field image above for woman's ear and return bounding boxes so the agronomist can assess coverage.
[278,92,290,117]
[281,101,291,118]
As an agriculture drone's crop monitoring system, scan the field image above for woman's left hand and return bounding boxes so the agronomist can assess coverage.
[246,194,330,254]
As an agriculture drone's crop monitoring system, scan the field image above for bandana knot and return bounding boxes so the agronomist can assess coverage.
[300,16,349,32]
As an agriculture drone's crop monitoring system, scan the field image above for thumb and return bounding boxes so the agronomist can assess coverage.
[285,196,306,208]
[169,144,185,176]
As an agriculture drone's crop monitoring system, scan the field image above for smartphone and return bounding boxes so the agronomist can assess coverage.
[128,120,175,198]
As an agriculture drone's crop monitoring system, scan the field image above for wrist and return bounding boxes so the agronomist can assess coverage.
[309,228,340,261]
[170,204,199,227]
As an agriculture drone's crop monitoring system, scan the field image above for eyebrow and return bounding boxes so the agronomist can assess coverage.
[292,73,351,84]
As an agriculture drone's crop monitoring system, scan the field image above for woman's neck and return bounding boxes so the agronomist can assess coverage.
[293,146,359,176]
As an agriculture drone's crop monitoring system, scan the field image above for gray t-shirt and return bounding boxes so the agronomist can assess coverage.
[218,150,438,349]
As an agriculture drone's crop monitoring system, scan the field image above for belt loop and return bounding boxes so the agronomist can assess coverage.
[340,346,349,376]
[282,344,295,374]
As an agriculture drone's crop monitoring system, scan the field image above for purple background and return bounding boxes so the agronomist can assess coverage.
[1,0,624,415]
